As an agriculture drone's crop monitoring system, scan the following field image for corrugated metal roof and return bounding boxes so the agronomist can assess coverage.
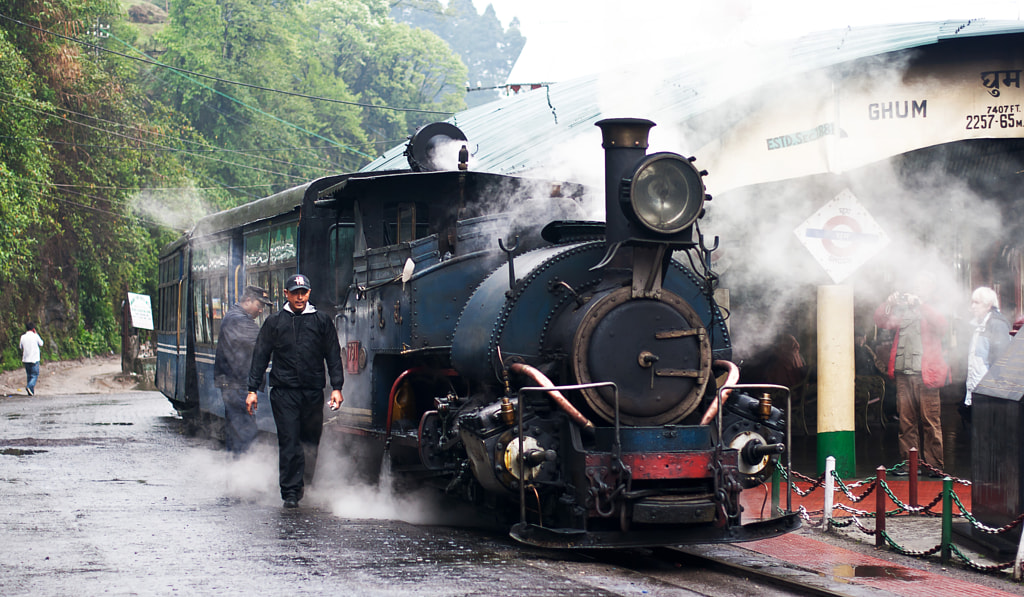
[361,19,1024,177]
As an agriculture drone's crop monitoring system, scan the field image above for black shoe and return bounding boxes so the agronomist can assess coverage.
[283,497,299,509]
[891,466,909,477]
[26,387,33,396]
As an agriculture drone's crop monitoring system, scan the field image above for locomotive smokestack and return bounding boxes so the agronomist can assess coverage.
[596,118,655,246]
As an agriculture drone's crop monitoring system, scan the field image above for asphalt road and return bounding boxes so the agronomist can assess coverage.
[2,388,791,596]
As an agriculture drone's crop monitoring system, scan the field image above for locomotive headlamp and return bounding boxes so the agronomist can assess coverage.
[623,152,705,235]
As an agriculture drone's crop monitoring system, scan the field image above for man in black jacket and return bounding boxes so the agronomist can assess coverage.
[214,285,272,454]
[246,274,344,508]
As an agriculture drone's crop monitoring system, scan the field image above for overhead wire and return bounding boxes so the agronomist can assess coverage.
[0,13,455,116]
[0,91,335,174]
[106,32,373,160]
[0,94,312,181]
[129,56,355,172]
[0,135,340,154]
[36,187,168,228]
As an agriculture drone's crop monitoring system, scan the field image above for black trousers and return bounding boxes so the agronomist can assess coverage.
[221,386,258,454]
[269,387,325,499]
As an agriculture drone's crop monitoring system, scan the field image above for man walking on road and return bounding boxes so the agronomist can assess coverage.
[19,322,43,396]
[214,285,273,455]
[246,274,344,508]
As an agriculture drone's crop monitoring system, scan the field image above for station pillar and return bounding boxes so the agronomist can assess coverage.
[816,284,855,477]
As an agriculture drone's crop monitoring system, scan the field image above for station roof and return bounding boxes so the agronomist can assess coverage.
[361,19,1024,188]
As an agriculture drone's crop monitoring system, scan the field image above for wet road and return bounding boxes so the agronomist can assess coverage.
[0,389,807,596]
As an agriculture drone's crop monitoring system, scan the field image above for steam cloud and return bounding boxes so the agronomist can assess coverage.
[193,437,460,525]
[131,186,212,232]
[511,24,1011,363]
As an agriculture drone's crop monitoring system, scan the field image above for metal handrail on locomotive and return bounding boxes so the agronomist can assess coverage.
[155,117,801,548]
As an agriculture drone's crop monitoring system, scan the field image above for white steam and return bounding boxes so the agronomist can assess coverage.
[131,185,211,232]
[191,439,461,524]
[510,23,1012,361]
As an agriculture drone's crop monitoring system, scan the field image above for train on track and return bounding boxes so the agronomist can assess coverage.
[156,118,801,548]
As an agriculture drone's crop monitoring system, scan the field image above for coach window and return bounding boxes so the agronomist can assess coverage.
[157,252,182,334]
[330,223,355,300]
[245,221,297,325]
[192,240,230,345]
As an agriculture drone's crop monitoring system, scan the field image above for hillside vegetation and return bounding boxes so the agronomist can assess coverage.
[0,0,522,367]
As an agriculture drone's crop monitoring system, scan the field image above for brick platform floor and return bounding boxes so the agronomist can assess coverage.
[743,532,1020,597]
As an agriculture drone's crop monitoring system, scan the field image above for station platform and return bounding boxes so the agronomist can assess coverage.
[735,478,1024,595]
[743,531,1019,596]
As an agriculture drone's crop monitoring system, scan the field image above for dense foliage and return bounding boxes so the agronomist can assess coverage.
[391,0,526,107]
[0,0,516,368]
[0,0,186,367]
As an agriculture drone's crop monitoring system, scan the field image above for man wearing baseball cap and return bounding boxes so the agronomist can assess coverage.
[246,274,344,508]
[214,285,273,454]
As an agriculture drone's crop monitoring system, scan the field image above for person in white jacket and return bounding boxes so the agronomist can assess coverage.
[19,322,44,396]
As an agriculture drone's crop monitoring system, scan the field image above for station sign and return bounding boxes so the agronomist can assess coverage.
[127,292,154,330]
[696,42,1024,193]
[793,189,889,284]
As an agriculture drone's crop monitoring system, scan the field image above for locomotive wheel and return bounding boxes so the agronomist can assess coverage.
[571,287,711,425]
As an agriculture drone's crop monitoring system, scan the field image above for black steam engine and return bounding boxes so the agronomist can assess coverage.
[327,118,799,547]
[158,116,800,548]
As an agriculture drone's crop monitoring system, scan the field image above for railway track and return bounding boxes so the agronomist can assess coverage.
[564,543,890,596]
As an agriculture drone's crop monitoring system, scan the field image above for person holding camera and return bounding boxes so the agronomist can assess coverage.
[873,274,950,476]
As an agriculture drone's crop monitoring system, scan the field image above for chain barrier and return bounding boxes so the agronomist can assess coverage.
[833,514,877,535]
[787,469,824,485]
[783,462,1024,576]
[831,470,876,503]
[780,469,825,497]
[950,490,1024,534]
[878,530,942,557]
[919,462,972,486]
[949,544,1014,572]
[876,478,944,514]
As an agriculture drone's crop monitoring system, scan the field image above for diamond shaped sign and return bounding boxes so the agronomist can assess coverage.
[793,189,889,284]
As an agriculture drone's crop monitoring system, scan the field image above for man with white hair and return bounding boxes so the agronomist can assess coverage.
[963,286,1012,418]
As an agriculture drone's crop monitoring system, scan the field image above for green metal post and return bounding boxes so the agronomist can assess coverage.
[772,467,780,515]
[941,476,952,565]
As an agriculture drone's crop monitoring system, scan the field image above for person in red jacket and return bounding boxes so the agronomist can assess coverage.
[873,274,949,476]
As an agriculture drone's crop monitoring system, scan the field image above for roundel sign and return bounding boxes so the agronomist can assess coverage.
[793,189,889,284]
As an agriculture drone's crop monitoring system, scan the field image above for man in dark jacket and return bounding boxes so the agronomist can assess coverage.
[963,286,1012,417]
[246,274,344,508]
[214,285,272,454]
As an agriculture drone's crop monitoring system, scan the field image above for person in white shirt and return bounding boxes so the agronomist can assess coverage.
[19,322,44,396]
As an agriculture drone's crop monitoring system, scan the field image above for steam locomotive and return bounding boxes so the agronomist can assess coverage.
[156,118,800,548]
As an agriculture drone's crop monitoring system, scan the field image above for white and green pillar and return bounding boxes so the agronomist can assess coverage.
[816,284,856,477]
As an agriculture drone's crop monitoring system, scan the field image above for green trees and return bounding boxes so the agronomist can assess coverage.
[150,0,467,197]
[391,0,526,107]
[0,0,182,362]
[0,0,482,365]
